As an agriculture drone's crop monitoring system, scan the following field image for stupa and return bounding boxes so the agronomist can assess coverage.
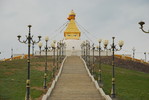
[63,10,83,55]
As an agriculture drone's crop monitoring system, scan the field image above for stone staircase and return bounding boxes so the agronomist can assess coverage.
[48,56,105,100]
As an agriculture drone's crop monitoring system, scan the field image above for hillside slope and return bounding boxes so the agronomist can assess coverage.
[98,56,149,73]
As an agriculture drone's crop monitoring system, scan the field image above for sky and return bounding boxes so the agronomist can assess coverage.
[0,0,149,60]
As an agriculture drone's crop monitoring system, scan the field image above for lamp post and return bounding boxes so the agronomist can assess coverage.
[17,25,41,100]
[32,42,35,56]
[103,37,124,98]
[85,40,88,63]
[11,48,13,59]
[138,21,149,33]
[132,47,136,59]
[81,41,90,70]
[98,39,102,85]
[62,42,66,58]
[32,40,41,56]
[83,41,86,60]
[81,43,83,58]
[38,41,43,56]
[43,36,49,89]
[64,42,66,57]
[59,40,62,63]
[60,41,65,61]
[138,21,149,62]
[51,41,56,67]
[51,42,56,78]
[85,40,90,67]
[92,43,95,75]
[144,52,147,62]
[60,41,64,60]
[57,42,60,70]
[88,42,91,71]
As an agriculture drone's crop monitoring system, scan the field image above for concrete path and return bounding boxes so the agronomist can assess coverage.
[48,56,105,100]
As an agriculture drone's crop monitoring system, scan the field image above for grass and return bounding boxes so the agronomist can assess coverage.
[1,55,149,100]
[94,63,149,100]
[0,56,58,100]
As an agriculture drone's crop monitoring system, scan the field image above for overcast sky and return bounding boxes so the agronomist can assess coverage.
[0,0,149,60]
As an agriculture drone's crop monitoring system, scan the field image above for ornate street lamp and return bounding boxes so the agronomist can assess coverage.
[132,47,136,59]
[38,41,43,56]
[92,43,95,75]
[81,41,90,70]
[144,52,147,62]
[43,36,49,89]
[58,41,66,64]
[11,48,13,59]
[62,42,66,58]
[88,42,91,71]
[103,37,124,98]
[85,40,88,63]
[63,42,66,57]
[85,40,90,67]
[97,39,103,86]
[83,41,86,60]
[59,40,62,63]
[138,21,149,33]
[51,42,56,78]
[103,40,109,56]
[51,41,56,67]
[32,38,42,56]
[81,43,83,58]
[61,41,66,60]
[56,42,60,70]
[17,25,41,100]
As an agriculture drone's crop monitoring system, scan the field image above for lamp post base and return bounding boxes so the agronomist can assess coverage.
[111,94,116,98]
[43,72,47,89]
[98,80,103,87]
[43,85,47,89]
[25,94,31,100]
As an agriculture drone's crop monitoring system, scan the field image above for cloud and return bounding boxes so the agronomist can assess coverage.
[0,0,149,60]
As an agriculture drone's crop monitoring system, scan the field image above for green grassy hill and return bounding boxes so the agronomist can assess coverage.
[0,56,149,100]
[0,56,55,100]
[94,56,149,100]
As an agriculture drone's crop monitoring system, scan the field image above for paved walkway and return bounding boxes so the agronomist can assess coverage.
[48,56,105,100]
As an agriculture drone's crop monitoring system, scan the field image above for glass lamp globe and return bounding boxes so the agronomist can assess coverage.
[103,40,109,47]
[98,39,102,43]
[38,41,43,47]
[45,36,49,41]
[118,40,124,47]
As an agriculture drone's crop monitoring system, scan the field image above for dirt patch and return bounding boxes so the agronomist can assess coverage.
[32,87,44,92]
[33,66,45,71]
[4,72,13,75]
[32,61,54,71]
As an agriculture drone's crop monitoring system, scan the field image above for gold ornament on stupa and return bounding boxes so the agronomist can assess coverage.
[64,10,81,40]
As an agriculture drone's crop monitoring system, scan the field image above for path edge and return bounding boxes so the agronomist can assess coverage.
[80,56,112,100]
[42,56,67,100]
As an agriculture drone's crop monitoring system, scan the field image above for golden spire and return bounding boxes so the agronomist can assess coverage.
[67,10,76,20]
[64,10,81,40]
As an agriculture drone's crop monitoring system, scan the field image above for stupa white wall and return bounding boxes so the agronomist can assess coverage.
[64,39,83,50]
[63,39,83,56]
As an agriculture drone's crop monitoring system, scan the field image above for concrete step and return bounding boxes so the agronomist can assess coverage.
[49,97,104,100]
[48,56,105,100]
